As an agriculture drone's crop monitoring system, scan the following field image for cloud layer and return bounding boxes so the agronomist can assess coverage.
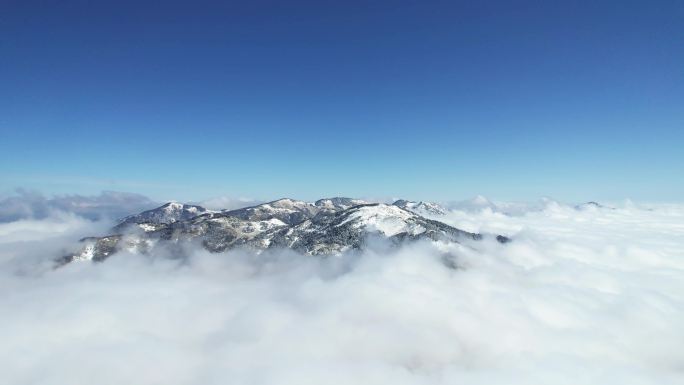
[0,200,683,385]
[0,190,157,223]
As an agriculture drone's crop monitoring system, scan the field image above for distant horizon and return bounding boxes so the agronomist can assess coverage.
[1,187,678,212]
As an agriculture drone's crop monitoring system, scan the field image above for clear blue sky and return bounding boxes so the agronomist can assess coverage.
[1,0,683,202]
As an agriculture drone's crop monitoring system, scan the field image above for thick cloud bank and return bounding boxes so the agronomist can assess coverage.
[1,201,683,384]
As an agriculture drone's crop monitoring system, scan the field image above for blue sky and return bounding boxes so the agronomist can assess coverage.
[1,0,683,203]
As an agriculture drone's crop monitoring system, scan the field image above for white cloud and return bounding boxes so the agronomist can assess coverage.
[0,201,683,384]
[0,212,113,274]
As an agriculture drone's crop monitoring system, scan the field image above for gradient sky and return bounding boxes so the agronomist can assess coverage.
[1,0,683,203]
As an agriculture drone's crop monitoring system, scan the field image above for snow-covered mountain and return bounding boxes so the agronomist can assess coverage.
[575,201,615,210]
[314,197,369,211]
[392,199,447,216]
[270,203,491,255]
[222,198,318,225]
[114,202,212,232]
[60,197,509,265]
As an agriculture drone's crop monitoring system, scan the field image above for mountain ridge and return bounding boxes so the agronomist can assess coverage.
[59,197,510,266]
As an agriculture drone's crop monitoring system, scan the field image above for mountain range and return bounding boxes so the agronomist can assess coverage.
[58,197,510,265]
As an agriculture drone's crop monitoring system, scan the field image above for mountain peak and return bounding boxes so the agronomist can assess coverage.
[223,198,318,225]
[392,199,447,216]
[575,201,615,210]
[315,197,369,211]
[114,201,211,232]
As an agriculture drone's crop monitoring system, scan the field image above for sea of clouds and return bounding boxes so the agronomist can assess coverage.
[0,193,683,385]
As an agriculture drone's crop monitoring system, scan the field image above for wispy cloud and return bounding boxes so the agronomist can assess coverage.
[0,189,157,222]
